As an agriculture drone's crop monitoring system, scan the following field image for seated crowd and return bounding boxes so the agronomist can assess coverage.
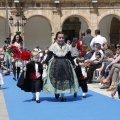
[68,29,120,99]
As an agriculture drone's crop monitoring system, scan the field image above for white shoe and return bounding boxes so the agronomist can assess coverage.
[82,93,86,98]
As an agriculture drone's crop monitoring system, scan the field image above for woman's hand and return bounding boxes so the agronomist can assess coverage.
[43,64,47,69]
[23,67,26,71]
[85,60,88,63]
[94,61,100,64]
[79,62,84,66]
[105,66,109,72]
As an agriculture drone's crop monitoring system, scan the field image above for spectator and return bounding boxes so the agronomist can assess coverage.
[0,47,4,62]
[82,44,92,60]
[103,42,113,61]
[77,31,85,56]
[100,43,120,83]
[85,43,104,83]
[66,40,71,47]
[12,34,23,50]
[82,29,93,50]
[0,47,4,54]
[70,38,79,60]
[101,45,120,91]
[97,42,114,83]
[3,38,11,69]
[90,29,107,50]
[11,34,23,80]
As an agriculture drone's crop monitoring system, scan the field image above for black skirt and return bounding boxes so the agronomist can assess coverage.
[29,79,43,92]
[49,58,74,91]
[17,71,43,92]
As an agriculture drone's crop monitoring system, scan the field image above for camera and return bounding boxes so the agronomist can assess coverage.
[4,37,11,45]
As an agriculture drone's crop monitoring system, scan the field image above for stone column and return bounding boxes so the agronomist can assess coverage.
[51,32,55,43]
[89,10,99,37]
[52,8,61,33]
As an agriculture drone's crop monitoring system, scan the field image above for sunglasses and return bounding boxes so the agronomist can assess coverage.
[116,46,120,49]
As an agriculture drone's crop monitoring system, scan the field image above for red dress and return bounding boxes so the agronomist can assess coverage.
[77,38,85,56]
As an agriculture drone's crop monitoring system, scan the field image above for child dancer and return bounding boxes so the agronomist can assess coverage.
[74,57,88,98]
[17,48,43,103]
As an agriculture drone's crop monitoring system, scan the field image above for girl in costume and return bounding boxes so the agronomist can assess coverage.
[43,31,79,102]
[17,47,43,103]
[10,34,23,80]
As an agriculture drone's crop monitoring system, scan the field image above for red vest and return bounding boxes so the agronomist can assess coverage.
[29,71,40,80]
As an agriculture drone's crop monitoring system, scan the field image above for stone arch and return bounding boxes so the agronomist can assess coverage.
[98,13,120,44]
[98,10,120,25]
[24,15,53,50]
[25,11,55,34]
[61,13,89,40]
[61,13,90,29]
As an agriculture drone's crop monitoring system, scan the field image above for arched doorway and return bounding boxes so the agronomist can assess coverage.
[24,16,52,50]
[110,17,120,44]
[62,16,88,42]
[0,17,6,48]
[99,15,120,44]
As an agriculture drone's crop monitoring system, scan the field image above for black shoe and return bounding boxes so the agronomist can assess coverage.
[82,95,87,98]
[32,97,36,101]
[13,77,17,81]
[6,71,10,75]
[36,100,40,103]
[74,93,77,98]
[61,97,66,102]
[55,94,60,99]
[118,94,120,99]
[87,81,92,84]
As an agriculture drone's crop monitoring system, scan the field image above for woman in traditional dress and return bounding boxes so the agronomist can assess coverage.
[10,34,23,80]
[43,31,79,102]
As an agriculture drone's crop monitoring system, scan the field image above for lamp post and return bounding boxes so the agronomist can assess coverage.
[5,0,9,38]
[9,13,27,34]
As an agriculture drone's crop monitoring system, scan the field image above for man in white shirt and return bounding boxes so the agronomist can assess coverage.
[90,29,107,50]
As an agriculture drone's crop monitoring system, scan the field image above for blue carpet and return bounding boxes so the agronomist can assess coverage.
[2,75,120,120]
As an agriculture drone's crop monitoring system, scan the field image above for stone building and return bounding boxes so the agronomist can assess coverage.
[0,0,120,50]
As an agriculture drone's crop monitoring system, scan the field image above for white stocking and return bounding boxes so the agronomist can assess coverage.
[36,92,40,100]
[82,93,86,96]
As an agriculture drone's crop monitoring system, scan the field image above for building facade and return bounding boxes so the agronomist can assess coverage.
[0,0,120,50]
